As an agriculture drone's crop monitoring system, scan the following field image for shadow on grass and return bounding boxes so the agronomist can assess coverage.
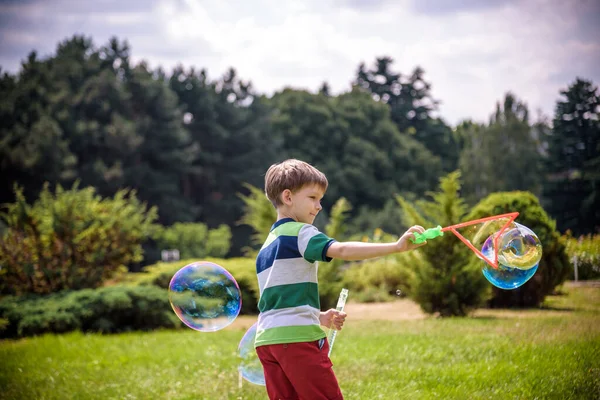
[468,305,577,320]
[537,305,576,312]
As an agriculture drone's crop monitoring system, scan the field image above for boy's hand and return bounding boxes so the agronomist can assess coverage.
[397,225,427,252]
[320,309,347,330]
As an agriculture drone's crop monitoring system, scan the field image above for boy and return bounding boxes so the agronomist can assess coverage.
[255,159,426,400]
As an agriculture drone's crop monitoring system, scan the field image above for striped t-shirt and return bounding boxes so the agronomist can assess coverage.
[254,218,336,347]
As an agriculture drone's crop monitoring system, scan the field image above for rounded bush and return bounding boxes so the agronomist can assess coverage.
[465,191,571,307]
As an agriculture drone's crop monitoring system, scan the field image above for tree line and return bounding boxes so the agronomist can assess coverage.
[1,36,598,257]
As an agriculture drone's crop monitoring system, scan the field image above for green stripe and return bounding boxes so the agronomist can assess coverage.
[261,222,304,249]
[304,233,332,263]
[258,282,320,312]
[261,232,278,249]
[273,221,304,237]
[255,325,326,347]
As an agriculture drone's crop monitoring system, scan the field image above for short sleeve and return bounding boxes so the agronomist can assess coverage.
[297,224,336,263]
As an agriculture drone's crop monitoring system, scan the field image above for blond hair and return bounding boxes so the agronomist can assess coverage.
[264,159,328,207]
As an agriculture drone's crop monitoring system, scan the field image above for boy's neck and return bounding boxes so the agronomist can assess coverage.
[276,209,297,222]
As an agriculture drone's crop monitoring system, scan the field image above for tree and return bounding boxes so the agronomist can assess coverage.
[396,171,489,316]
[124,60,197,224]
[268,87,442,213]
[465,191,571,308]
[459,93,543,204]
[1,36,198,226]
[543,78,600,234]
[168,66,282,253]
[0,52,77,206]
[355,57,459,172]
[0,183,158,295]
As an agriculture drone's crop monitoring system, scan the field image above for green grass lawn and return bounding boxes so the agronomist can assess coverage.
[1,283,599,400]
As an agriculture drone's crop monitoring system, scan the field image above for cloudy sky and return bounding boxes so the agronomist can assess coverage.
[1,0,598,125]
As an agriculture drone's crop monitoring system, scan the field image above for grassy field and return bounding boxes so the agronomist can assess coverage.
[1,282,599,400]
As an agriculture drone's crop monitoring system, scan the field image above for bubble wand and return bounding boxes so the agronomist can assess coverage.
[409,212,520,269]
[327,288,348,357]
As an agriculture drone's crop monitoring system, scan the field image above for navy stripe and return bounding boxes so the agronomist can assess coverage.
[256,235,300,274]
[271,218,295,231]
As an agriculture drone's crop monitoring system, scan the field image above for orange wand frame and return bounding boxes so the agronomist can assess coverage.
[410,212,519,269]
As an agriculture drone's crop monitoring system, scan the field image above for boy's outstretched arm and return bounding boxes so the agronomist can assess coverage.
[326,225,426,261]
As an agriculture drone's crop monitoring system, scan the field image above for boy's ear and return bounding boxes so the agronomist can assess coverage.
[281,189,293,205]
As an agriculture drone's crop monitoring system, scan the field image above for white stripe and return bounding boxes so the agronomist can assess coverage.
[297,224,320,257]
[258,305,321,330]
[257,258,317,292]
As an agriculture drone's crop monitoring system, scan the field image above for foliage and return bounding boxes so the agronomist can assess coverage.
[168,67,283,238]
[153,222,231,259]
[268,87,442,213]
[0,183,158,295]
[396,171,489,316]
[466,191,571,307]
[355,56,460,172]
[349,198,406,237]
[324,197,352,239]
[0,285,179,338]
[237,183,277,252]
[564,232,600,280]
[318,197,353,310]
[458,93,543,204]
[543,78,600,235]
[1,33,598,258]
[339,227,416,303]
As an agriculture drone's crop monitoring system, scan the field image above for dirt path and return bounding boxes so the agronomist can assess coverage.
[229,281,598,330]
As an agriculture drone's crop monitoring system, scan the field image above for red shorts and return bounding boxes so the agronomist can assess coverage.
[256,338,343,400]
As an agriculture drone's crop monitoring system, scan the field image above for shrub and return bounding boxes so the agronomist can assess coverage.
[466,191,571,307]
[340,228,418,303]
[0,183,158,295]
[0,285,179,338]
[564,232,600,280]
[397,171,489,316]
[341,257,415,303]
[153,222,232,259]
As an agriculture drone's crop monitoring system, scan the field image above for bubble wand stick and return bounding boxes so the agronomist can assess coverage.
[327,288,348,357]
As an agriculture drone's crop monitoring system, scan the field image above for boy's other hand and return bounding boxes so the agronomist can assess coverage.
[320,309,347,330]
[397,225,427,252]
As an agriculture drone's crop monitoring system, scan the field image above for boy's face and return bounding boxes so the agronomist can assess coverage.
[285,184,325,225]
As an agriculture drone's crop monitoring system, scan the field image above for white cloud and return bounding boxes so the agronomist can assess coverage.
[0,0,598,125]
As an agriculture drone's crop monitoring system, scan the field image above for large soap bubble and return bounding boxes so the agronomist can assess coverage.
[238,323,265,386]
[496,223,542,269]
[480,223,542,290]
[168,261,241,332]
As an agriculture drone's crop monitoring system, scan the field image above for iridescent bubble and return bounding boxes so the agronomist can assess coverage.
[238,323,265,386]
[482,262,539,290]
[496,223,542,269]
[480,223,542,290]
[168,262,241,332]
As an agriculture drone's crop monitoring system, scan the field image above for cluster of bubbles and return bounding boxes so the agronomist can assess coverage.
[168,261,265,385]
[473,222,542,289]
